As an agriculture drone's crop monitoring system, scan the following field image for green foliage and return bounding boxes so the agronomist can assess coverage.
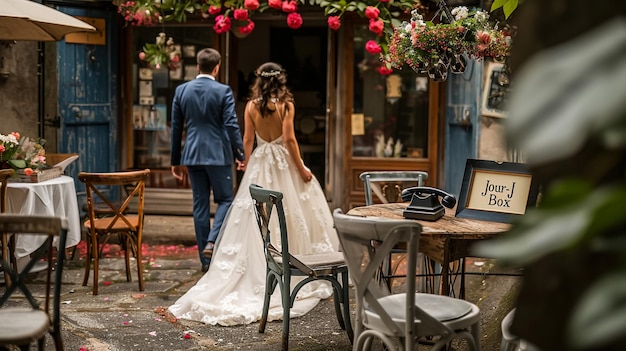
[490,0,519,19]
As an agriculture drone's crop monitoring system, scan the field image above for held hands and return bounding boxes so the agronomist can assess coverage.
[236,159,246,172]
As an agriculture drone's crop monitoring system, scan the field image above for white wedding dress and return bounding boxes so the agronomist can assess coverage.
[168,134,340,326]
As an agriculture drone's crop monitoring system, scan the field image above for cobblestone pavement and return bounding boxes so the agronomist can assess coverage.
[2,215,521,351]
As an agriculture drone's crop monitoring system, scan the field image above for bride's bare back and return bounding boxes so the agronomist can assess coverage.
[245,99,287,142]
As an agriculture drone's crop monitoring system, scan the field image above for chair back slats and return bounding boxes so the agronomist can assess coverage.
[0,169,14,213]
[359,171,428,206]
[250,184,303,276]
[78,169,149,295]
[0,214,69,350]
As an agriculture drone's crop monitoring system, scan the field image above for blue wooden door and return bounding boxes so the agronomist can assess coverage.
[56,6,119,200]
[443,60,483,196]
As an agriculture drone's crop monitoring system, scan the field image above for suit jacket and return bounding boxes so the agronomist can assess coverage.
[170,76,245,166]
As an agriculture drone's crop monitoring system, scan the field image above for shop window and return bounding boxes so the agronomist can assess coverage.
[351,25,429,159]
[131,27,213,179]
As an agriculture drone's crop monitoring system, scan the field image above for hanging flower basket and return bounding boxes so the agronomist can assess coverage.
[387,6,512,81]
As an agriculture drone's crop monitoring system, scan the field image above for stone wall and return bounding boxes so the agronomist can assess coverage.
[0,41,58,151]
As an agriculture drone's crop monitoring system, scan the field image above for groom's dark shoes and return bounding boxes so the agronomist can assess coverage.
[201,264,209,273]
[203,242,215,259]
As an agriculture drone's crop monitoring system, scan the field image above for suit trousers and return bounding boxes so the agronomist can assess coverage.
[187,165,234,265]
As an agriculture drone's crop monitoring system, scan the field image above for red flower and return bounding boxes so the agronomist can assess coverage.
[369,18,384,36]
[244,0,260,11]
[365,40,382,54]
[23,168,33,176]
[238,19,256,35]
[365,6,380,20]
[286,12,303,29]
[268,0,282,10]
[213,15,231,34]
[233,8,249,21]
[376,65,393,75]
[282,0,298,13]
[327,16,341,31]
[208,5,221,15]
[379,0,389,3]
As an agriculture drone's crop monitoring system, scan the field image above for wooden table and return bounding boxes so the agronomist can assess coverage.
[347,202,510,297]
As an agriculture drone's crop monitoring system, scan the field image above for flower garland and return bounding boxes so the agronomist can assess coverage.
[114,0,424,74]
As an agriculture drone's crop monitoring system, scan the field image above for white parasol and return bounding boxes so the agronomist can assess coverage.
[0,0,96,41]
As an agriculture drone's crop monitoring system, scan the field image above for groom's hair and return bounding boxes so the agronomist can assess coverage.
[197,48,221,74]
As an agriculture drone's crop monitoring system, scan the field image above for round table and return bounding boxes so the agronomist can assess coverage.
[7,175,82,258]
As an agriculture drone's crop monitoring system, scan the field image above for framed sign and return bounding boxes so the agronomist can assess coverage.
[456,159,539,223]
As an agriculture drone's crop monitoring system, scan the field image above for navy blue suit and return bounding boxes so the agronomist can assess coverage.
[171,75,244,266]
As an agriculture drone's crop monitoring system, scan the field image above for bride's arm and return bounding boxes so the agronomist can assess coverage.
[241,101,256,172]
[282,102,313,182]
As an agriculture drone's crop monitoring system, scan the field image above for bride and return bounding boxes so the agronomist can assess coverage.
[168,62,340,326]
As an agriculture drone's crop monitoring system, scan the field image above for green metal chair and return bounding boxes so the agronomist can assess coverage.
[249,184,353,351]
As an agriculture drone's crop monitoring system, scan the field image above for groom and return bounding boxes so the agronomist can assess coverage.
[170,48,245,272]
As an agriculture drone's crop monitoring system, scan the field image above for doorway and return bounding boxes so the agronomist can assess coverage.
[234,21,328,183]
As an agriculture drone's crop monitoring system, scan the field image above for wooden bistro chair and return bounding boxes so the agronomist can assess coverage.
[78,169,150,295]
[1,168,15,286]
[358,171,435,291]
[333,209,481,351]
[0,214,69,351]
[249,184,354,351]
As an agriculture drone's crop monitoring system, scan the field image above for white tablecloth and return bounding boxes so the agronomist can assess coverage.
[7,175,82,258]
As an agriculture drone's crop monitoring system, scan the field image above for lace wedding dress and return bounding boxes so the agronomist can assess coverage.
[168,134,340,326]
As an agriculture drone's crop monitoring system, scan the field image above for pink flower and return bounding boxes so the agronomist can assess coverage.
[268,0,282,10]
[238,19,256,35]
[282,0,298,13]
[23,168,33,176]
[244,0,260,11]
[138,52,146,60]
[286,12,303,29]
[10,132,20,140]
[365,40,382,55]
[233,8,248,21]
[377,65,393,75]
[327,16,341,31]
[369,18,384,36]
[213,15,231,34]
[171,55,180,63]
[208,5,221,15]
[0,145,5,153]
[477,31,491,44]
[365,6,380,20]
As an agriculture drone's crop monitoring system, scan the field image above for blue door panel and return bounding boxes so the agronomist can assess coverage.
[55,6,119,206]
[443,60,483,197]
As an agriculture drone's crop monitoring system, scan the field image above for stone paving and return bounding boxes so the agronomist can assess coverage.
[2,215,521,351]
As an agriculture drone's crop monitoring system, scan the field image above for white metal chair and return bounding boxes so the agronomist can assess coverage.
[359,171,428,206]
[358,171,435,291]
[333,208,481,351]
[0,214,69,350]
[250,184,353,350]
[501,309,540,351]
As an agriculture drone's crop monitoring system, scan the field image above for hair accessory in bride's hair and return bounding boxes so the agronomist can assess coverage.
[260,70,281,77]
